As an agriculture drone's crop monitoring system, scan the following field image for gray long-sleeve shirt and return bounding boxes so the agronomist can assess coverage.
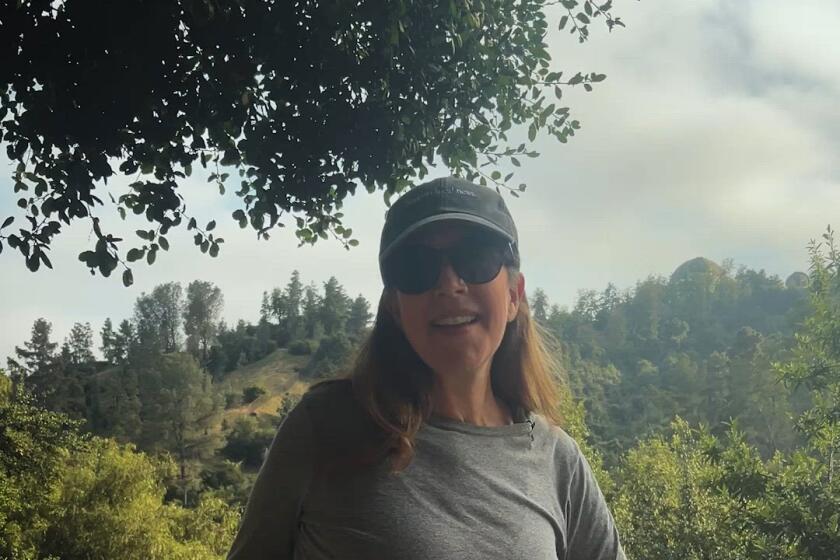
[227,379,625,560]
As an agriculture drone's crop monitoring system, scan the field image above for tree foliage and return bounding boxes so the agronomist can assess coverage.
[0,0,622,284]
[136,353,222,505]
[0,385,237,559]
[184,280,224,363]
[540,259,809,461]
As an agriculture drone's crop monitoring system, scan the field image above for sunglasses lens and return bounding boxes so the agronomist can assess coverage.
[385,246,442,294]
[452,243,506,284]
[386,239,510,294]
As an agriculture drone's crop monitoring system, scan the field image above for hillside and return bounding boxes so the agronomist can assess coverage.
[217,348,313,422]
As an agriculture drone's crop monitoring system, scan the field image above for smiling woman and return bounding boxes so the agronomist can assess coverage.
[226,177,626,560]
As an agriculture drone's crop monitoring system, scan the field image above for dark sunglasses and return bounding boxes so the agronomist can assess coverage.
[383,237,516,294]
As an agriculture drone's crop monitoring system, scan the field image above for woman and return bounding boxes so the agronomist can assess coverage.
[227,176,626,559]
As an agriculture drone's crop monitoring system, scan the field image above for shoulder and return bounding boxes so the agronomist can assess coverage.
[531,414,588,475]
[301,377,356,410]
[297,378,385,463]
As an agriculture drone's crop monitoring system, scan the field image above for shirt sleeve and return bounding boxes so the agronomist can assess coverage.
[226,400,316,560]
[563,440,626,560]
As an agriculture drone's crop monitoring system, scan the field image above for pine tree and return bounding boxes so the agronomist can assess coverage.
[137,353,222,505]
[346,295,372,339]
[99,318,119,364]
[183,280,224,363]
[64,322,95,366]
[531,288,549,324]
[10,318,57,377]
[284,270,304,338]
[320,277,350,335]
[301,283,322,338]
[113,320,135,365]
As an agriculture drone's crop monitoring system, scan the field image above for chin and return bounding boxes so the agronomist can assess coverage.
[423,352,490,377]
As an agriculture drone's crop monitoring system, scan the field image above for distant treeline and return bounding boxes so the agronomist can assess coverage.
[535,257,812,462]
[4,232,840,559]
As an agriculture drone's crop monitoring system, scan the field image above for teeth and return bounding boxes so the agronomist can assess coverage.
[433,315,476,326]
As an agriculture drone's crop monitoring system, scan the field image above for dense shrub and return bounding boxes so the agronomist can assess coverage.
[224,392,240,409]
[241,385,266,404]
[301,334,352,378]
[0,392,238,560]
[287,339,313,356]
[219,416,275,470]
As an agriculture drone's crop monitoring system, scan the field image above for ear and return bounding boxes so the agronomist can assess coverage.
[507,272,525,322]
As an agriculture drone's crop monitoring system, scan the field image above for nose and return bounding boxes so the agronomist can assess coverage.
[434,259,467,295]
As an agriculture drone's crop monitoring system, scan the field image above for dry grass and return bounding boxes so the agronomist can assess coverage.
[218,348,311,422]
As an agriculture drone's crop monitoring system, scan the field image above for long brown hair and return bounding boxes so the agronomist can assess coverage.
[334,267,565,472]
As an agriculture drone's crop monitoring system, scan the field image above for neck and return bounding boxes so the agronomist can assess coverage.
[430,363,512,427]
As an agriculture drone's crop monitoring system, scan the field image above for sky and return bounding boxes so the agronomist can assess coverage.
[2,0,839,363]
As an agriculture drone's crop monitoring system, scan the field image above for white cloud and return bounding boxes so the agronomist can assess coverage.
[743,0,840,92]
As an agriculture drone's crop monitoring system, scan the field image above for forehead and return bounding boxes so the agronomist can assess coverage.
[406,220,488,248]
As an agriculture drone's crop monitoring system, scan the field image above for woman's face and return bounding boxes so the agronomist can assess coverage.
[390,221,525,378]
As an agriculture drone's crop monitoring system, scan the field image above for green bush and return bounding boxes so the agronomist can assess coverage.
[220,416,275,470]
[0,393,238,560]
[241,385,266,404]
[301,334,352,378]
[287,339,313,356]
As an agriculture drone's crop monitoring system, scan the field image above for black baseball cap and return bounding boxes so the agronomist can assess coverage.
[378,176,519,275]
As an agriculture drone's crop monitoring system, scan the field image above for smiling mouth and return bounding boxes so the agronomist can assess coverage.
[431,315,478,327]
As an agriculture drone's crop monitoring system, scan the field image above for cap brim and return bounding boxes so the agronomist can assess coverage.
[379,213,515,264]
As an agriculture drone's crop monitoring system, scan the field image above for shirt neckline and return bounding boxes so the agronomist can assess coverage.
[424,408,534,437]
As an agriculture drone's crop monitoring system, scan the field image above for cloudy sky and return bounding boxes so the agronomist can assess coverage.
[2,0,839,363]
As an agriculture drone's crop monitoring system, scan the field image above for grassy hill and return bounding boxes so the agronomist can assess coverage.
[217,348,313,423]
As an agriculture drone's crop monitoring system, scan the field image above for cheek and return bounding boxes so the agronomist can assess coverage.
[395,296,428,337]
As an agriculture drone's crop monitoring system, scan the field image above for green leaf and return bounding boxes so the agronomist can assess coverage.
[559,15,569,30]
[209,243,219,257]
[26,251,39,272]
[158,237,169,251]
[122,268,133,287]
[528,123,537,142]
[147,248,156,265]
[348,239,359,247]
[511,157,521,167]
[206,220,216,231]
[126,248,143,262]
[1,216,13,229]
[491,170,501,180]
